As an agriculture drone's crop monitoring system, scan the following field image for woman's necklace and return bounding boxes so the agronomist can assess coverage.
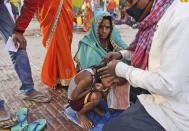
[100,40,110,52]
[104,47,110,52]
[104,40,111,52]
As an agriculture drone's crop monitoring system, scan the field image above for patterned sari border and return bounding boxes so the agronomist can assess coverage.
[45,0,64,48]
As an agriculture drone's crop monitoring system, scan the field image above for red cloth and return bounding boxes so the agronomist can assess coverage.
[126,0,174,69]
[14,0,39,33]
[69,92,93,111]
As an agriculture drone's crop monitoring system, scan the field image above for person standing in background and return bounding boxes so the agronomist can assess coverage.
[0,0,49,127]
[82,0,93,32]
[12,0,77,88]
[107,0,116,17]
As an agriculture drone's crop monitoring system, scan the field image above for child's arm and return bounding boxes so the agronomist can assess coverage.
[71,78,92,101]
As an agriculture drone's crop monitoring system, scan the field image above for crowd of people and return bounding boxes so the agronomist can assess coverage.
[0,0,189,130]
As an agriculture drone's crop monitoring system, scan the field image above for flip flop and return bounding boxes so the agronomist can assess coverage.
[21,119,46,131]
[11,108,28,131]
[0,128,11,131]
[0,116,17,129]
[0,106,17,129]
[23,93,51,103]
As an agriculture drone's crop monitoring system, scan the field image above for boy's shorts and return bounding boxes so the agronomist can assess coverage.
[68,92,93,111]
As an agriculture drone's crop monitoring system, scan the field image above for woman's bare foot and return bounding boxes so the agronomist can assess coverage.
[93,106,106,116]
[76,112,94,128]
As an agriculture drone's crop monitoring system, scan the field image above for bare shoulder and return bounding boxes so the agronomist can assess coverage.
[81,70,93,81]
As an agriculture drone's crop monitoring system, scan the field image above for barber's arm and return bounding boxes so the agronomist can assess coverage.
[12,0,39,49]
[101,50,133,62]
[116,17,189,97]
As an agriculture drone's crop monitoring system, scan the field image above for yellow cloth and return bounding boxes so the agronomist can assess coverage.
[84,92,91,104]
[116,0,119,5]
[181,0,188,2]
[73,0,83,8]
[10,0,19,6]
[76,16,82,25]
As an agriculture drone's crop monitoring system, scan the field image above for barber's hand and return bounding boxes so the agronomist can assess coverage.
[12,33,27,49]
[98,59,120,79]
[101,76,115,88]
[101,52,122,62]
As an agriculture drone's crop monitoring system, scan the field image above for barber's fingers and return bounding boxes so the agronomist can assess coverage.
[101,56,112,62]
[100,73,112,79]
[103,77,116,88]
[97,66,109,73]
[101,52,114,61]
[107,76,115,82]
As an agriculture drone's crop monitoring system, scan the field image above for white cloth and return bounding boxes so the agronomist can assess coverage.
[119,50,133,61]
[115,0,189,130]
[5,37,20,52]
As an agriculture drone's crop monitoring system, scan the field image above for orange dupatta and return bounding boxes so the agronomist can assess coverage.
[38,0,77,87]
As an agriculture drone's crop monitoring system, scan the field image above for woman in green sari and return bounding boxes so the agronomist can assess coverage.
[74,11,130,111]
[74,11,128,71]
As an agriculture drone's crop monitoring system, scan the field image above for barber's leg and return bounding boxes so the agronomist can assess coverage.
[103,100,165,131]
[0,3,34,95]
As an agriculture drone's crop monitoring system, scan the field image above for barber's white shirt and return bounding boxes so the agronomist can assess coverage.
[116,0,189,130]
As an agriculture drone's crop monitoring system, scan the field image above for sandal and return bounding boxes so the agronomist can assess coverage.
[23,93,51,103]
[0,108,11,122]
[21,119,46,131]
[0,116,17,129]
[0,128,11,131]
[11,108,28,131]
[0,106,17,129]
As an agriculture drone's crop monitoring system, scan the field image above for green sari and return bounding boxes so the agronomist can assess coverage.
[74,11,128,71]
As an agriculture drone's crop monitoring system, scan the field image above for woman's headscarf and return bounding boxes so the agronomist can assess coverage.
[74,11,128,71]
